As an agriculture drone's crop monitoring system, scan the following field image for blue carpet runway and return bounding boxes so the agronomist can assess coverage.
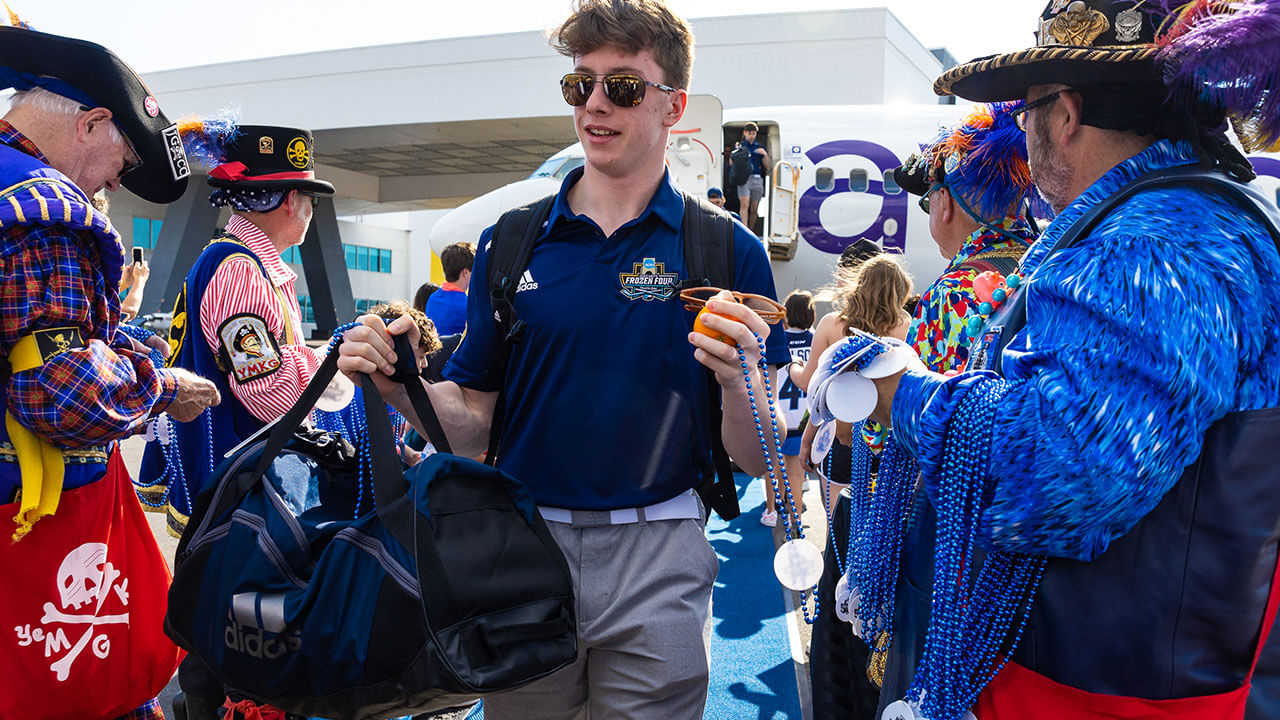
[703,473,805,719]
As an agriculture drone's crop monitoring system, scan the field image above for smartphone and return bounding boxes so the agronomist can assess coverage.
[133,247,144,264]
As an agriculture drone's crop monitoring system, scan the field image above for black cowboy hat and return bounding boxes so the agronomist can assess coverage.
[206,125,335,195]
[935,0,1162,102]
[0,25,190,204]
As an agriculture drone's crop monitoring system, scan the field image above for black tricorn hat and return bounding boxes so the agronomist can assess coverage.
[206,125,335,195]
[0,25,190,204]
[935,0,1162,102]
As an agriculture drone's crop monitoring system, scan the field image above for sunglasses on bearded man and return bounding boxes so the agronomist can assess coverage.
[560,73,680,108]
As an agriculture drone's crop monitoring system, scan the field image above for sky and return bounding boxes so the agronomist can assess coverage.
[22,1,1037,74]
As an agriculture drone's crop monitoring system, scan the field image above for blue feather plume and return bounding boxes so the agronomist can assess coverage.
[177,108,242,169]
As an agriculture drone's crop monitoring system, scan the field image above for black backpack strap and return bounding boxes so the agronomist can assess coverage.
[680,192,742,521]
[482,194,555,466]
[987,165,1280,374]
[677,192,736,290]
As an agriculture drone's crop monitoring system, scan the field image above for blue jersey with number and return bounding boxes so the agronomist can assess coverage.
[776,328,813,439]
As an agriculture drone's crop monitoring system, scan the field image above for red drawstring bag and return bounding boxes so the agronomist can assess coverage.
[0,448,182,720]
[975,555,1280,720]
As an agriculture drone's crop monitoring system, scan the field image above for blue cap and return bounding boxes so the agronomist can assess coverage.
[707,187,724,199]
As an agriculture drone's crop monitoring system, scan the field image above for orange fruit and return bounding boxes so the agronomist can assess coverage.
[693,308,735,345]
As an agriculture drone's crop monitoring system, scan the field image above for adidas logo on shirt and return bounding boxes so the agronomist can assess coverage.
[517,269,539,293]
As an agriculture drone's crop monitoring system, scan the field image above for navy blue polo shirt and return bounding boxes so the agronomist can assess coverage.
[743,140,766,176]
[444,168,789,509]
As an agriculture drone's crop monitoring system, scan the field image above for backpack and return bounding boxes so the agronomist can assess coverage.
[482,191,744,521]
[165,341,577,719]
[729,143,754,187]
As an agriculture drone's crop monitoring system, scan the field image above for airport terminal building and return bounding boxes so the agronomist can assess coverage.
[112,8,953,335]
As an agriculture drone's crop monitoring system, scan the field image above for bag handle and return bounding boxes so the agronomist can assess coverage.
[219,338,419,549]
[381,333,453,456]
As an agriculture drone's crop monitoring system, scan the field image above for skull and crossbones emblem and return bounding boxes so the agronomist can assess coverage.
[15,543,132,681]
[50,333,72,354]
[286,137,311,169]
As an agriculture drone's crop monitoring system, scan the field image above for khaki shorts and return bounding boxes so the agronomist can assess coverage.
[736,174,765,203]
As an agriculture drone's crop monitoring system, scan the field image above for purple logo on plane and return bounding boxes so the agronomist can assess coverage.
[797,140,908,255]
[1251,156,1280,181]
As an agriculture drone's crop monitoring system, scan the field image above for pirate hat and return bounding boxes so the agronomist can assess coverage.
[893,102,1034,220]
[935,1,1162,102]
[935,0,1280,153]
[0,24,190,204]
[233,322,267,356]
[203,125,335,195]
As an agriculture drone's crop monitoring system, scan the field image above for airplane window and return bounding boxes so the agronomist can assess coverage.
[849,169,869,193]
[815,167,835,193]
[554,156,585,180]
[530,157,563,179]
[882,170,902,195]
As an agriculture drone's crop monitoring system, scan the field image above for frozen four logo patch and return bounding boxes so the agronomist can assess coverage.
[618,258,679,302]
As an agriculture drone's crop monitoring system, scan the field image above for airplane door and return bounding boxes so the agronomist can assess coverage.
[768,160,801,260]
[666,94,723,196]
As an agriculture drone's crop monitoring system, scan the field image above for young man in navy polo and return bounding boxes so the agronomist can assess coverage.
[734,121,770,233]
[338,1,788,716]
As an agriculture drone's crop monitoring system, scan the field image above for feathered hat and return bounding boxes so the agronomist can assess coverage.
[935,0,1280,153]
[0,7,190,203]
[179,112,335,195]
[893,102,1037,222]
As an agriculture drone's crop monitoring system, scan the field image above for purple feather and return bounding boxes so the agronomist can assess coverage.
[1158,0,1280,150]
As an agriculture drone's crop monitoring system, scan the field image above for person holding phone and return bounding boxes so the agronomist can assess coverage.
[119,246,148,322]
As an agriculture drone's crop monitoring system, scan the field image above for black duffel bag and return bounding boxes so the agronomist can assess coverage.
[165,334,577,720]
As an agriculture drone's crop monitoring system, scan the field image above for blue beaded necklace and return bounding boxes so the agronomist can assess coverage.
[850,434,918,673]
[134,415,174,508]
[738,331,821,622]
[139,406,215,512]
[313,321,401,519]
[814,332,921,670]
[901,379,1046,720]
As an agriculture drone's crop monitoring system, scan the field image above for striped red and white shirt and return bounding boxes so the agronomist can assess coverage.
[199,215,322,423]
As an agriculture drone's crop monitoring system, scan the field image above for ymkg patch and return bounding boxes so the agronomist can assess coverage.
[218,314,282,384]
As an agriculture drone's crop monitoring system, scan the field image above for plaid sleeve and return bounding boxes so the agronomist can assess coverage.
[2,224,177,448]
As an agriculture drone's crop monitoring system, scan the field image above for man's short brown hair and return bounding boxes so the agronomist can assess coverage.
[439,242,476,284]
[549,0,695,91]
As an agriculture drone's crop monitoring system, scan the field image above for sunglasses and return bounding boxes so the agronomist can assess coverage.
[560,73,679,108]
[679,286,785,323]
[298,191,320,207]
[918,184,946,214]
[120,150,142,180]
[1011,90,1066,132]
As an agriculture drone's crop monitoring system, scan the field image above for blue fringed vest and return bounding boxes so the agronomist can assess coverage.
[137,237,274,536]
[882,168,1280,717]
[0,143,123,496]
